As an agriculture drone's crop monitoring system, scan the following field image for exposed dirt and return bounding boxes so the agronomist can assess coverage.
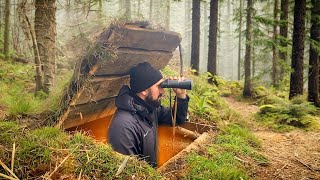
[223,96,320,180]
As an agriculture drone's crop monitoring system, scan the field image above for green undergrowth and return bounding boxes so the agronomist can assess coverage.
[0,121,160,179]
[256,95,320,132]
[186,123,268,179]
[0,61,72,118]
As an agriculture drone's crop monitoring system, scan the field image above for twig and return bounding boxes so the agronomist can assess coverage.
[274,163,287,177]
[77,169,83,180]
[0,159,19,179]
[0,172,18,180]
[116,156,129,176]
[294,157,314,172]
[45,154,71,179]
[11,143,15,174]
[234,156,249,164]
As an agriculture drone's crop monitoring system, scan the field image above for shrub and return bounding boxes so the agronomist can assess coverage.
[256,96,319,131]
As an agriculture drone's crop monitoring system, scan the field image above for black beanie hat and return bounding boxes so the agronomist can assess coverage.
[129,62,163,93]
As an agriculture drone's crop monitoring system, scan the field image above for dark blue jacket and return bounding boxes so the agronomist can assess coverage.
[108,85,189,167]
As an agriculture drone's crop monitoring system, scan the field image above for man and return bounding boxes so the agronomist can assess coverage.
[108,62,189,167]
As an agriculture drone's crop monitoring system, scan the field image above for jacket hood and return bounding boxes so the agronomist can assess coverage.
[115,85,147,112]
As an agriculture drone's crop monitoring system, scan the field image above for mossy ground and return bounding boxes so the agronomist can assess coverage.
[0,121,160,179]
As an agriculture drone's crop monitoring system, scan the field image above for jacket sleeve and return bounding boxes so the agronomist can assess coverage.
[157,96,189,126]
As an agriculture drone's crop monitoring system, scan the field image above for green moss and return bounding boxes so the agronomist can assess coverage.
[186,123,267,179]
[0,123,159,179]
[187,152,248,180]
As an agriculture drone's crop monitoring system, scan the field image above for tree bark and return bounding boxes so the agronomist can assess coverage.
[272,0,279,86]
[308,0,320,106]
[279,0,288,78]
[203,2,208,70]
[243,0,253,97]
[238,0,243,80]
[207,0,218,80]
[289,0,306,99]
[18,0,43,92]
[191,0,200,74]
[4,0,10,59]
[35,0,56,94]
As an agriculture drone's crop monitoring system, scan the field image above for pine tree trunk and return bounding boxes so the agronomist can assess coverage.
[272,0,279,86]
[191,0,200,74]
[238,0,243,80]
[165,0,170,30]
[252,40,255,77]
[203,2,208,70]
[279,0,288,78]
[289,0,306,99]
[243,0,253,97]
[207,0,218,80]
[185,0,192,66]
[308,0,320,106]
[35,0,56,94]
[4,0,10,59]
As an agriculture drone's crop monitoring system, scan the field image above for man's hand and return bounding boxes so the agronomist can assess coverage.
[169,76,187,99]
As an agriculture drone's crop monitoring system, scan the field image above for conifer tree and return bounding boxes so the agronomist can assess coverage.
[191,0,200,74]
[308,0,320,106]
[289,0,306,99]
[35,0,56,94]
[207,0,218,81]
[243,0,253,97]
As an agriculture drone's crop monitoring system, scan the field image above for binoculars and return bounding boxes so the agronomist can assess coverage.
[160,79,192,90]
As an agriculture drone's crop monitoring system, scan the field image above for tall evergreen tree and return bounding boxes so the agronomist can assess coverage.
[191,0,200,74]
[279,0,289,77]
[207,0,218,81]
[289,0,306,99]
[237,0,243,80]
[272,0,279,86]
[4,0,10,59]
[243,0,253,97]
[308,0,320,106]
[35,0,56,94]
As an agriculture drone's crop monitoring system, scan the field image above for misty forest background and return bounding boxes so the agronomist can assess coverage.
[0,0,320,179]
[0,0,318,102]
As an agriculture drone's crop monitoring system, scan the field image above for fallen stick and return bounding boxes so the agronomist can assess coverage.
[11,143,15,175]
[0,159,19,179]
[0,172,18,180]
[45,154,71,179]
[294,157,314,172]
[116,156,130,176]
[176,126,200,139]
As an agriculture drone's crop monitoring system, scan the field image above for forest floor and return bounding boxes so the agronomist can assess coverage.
[223,96,320,180]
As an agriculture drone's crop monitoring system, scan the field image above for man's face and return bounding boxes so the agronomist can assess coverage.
[145,79,165,108]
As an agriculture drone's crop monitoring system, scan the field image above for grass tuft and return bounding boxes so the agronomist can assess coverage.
[186,123,268,179]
